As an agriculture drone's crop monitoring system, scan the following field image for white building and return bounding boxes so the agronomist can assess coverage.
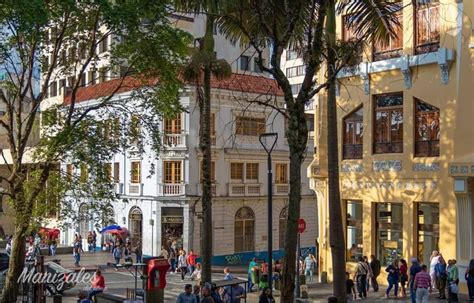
[57,73,317,265]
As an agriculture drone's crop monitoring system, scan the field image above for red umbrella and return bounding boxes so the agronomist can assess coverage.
[38,227,60,239]
[107,227,128,236]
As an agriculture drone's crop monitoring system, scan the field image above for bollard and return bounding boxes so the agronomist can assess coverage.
[327,296,338,303]
[53,294,62,303]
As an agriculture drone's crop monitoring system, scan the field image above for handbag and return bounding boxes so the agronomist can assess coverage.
[450,282,459,294]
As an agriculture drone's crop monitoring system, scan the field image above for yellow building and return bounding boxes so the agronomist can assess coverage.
[310,0,474,292]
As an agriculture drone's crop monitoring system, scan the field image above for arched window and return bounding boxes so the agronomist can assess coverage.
[279,207,288,249]
[234,207,255,252]
[78,203,89,237]
[128,207,143,247]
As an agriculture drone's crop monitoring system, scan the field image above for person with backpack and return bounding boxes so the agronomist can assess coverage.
[447,259,459,302]
[354,256,369,299]
[435,256,448,299]
[385,259,400,299]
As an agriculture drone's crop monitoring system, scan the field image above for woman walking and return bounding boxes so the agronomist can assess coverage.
[385,259,400,299]
[178,250,188,281]
[465,259,474,302]
[435,256,448,299]
[399,259,408,297]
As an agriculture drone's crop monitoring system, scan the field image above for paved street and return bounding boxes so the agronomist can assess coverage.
[42,252,467,303]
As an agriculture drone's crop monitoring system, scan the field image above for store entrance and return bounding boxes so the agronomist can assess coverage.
[161,207,183,250]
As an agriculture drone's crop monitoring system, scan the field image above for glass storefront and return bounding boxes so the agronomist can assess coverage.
[376,203,403,266]
[162,207,184,249]
[346,200,363,261]
[417,203,439,264]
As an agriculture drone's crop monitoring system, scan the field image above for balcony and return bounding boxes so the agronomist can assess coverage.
[158,183,186,196]
[274,183,289,195]
[163,133,187,148]
[228,183,262,196]
[373,48,403,62]
[343,144,363,160]
[197,183,218,196]
[128,183,143,195]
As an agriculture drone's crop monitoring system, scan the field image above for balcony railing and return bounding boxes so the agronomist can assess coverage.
[373,48,403,62]
[274,183,289,195]
[163,133,187,148]
[128,183,143,195]
[159,183,186,196]
[228,183,262,196]
[198,183,218,196]
[415,140,440,157]
[373,142,403,154]
[343,144,363,159]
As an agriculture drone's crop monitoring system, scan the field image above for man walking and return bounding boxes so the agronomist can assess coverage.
[414,264,432,303]
[177,284,197,303]
[354,256,369,299]
[369,255,381,292]
[409,257,422,303]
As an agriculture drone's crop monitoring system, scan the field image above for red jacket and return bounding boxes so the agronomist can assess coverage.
[187,254,198,266]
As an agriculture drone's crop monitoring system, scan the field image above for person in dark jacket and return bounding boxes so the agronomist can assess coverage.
[258,287,274,303]
[435,256,448,299]
[465,259,474,302]
[369,255,381,292]
[408,257,422,303]
[385,259,400,299]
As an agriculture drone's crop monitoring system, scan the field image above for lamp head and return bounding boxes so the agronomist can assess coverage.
[259,132,278,154]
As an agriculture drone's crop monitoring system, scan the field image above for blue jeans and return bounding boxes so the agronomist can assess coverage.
[410,283,416,303]
[386,276,399,296]
[74,254,80,265]
[170,259,176,271]
[357,275,367,298]
[88,288,103,300]
[305,268,313,282]
[248,272,253,291]
[136,254,142,264]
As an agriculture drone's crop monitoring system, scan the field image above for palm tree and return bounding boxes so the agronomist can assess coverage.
[176,0,231,284]
[216,0,399,301]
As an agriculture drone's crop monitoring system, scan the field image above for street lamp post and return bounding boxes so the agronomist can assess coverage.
[259,132,278,292]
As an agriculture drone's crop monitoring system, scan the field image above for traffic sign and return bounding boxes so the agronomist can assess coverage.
[297,218,306,233]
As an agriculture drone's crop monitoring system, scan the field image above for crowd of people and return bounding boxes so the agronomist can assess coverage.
[345,251,474,302]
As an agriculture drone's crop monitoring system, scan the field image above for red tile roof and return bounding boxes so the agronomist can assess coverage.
[63,73,283,104]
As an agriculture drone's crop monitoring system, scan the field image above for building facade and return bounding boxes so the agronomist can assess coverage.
[309,0,474,292]
[58,74,316,265]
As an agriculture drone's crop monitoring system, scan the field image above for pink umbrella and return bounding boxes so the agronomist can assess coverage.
[107,227,128,236]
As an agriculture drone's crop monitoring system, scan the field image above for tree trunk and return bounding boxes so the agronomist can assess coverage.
[1,193,28,303]
[281,103,307,302]
[326,1,347,302]
[199,14,216,285]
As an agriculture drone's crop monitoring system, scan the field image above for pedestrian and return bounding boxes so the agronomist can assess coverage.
[190,263,202,283]
[124,242,132,262]
[369,254,381,292]
[231,284,245,303]
[169,246,177,272]
[201,285,215,303]
[87,231,94,252]
[414,264,432,303]
[465,259,474,302]
[304,254,316,282]
[177,284,197,303]
[247,257,258,292]
[178,250,188,281]
[258,287,274,303]
[135,241,142,263]
[385,259,400,299]
[354,256,369,299]
[160,245,169,259]
[447,259,459,302]
[409,257,422,303]
[73,244,81,267]
[435,255,447,299]
[113,244,122,267]
[346,271,357,302]
[88,269,105,300]
[49,239,57,256]
[363,256,372,293]
[187,250,198,275]
[223,268,234,296]
[400,259,408,297]
[92,231,97,252]
[193,285,201,303]
[429,250,440,287]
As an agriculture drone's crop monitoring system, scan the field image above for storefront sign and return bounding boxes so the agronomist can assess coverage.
[413,163,440,172]
[373,160,402,172]
[162,216,183,224]
[342,179,438,190]
[341,163,364,173]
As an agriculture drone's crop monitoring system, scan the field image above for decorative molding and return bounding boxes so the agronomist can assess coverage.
[373,160,402,172]
[342,179,438,190]
[337,48,455,86]
[413,163,440,172]
[341,163,364,173]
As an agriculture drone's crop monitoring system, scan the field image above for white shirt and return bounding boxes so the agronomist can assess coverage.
[430,255,440,275]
